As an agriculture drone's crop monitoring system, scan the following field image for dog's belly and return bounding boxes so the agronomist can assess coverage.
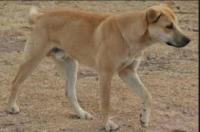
[50,36,98,69]
[72,53,96,68]
[51,46,97,69]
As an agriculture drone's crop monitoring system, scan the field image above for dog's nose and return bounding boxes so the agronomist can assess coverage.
[176,36,191,48]
[183,36,191,45]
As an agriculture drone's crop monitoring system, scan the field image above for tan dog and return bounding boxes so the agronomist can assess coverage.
[7,4,190,131]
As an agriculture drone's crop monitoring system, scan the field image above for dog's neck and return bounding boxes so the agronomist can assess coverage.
[115,11,155,52]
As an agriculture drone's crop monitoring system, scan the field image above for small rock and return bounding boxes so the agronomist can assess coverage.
[176,6,180,10]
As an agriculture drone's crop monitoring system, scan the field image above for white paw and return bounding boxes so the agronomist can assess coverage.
[139,109,150,128]
[7,104,20,114]
[105,119,119,132]
[78,110,93,120]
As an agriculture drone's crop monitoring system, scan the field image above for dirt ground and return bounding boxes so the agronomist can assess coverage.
[0,1,198,132]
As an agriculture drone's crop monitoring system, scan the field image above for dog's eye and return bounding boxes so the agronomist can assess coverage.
[166,23,173,29]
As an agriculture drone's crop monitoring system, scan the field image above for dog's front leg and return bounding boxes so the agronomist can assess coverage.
[99,72,119,131]
[119,67,152,128]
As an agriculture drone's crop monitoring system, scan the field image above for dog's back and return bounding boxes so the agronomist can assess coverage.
[28,7,112,67]
[29,7,111,27]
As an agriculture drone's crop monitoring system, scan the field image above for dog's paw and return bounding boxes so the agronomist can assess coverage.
[7,104,20,114]
[105,119,119,132]
[140,117,148,128]
[139,113,149,128]
[78,110,93,120]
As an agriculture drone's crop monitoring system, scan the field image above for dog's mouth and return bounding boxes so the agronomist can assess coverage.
[165,41,187,48]
[166,42,174,46]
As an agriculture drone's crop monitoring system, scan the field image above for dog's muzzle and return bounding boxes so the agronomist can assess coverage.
[166,36,191,48]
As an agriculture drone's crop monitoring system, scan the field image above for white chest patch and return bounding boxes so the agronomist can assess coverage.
[118,52,143,71]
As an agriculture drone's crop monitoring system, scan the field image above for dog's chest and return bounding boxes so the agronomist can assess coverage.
[124,56,135,66]
[119,54,141,70]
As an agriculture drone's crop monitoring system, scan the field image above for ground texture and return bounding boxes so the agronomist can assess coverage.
[0,1,198,132]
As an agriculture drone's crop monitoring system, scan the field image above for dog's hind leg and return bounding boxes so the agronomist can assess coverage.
[118,58,152,128]
[51,50,93,119]
[7,34,51,114]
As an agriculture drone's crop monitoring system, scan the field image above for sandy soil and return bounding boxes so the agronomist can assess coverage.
[0,1,198,132]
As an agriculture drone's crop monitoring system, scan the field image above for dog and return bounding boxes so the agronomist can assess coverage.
[7,4,191,131]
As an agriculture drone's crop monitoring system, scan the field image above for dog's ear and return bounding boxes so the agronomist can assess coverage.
[146,8,161,24]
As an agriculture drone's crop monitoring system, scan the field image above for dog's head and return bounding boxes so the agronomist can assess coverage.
[146,4,191,48]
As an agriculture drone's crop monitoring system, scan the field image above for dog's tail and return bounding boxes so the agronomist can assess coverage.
[29,6,42,24]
